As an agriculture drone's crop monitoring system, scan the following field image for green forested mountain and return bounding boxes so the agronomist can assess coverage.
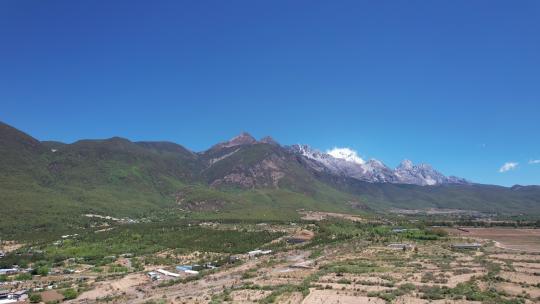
[1,121,539,238]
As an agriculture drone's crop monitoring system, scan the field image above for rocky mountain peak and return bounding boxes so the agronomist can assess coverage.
[211,132,257,150]
[260,136,279,145]
[398,159,414,170]
[289,146,468,186]
[229,132,256,145]
[327,147,365,165]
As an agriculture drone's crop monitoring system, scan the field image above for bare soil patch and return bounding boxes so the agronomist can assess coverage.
[302,289,385,304]
[495,282,540,299]
[0,241,24,253]
[445,228,540,253]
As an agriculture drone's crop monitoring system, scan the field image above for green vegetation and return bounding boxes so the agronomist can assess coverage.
[28,294,42,303]
[46,224,281,261]
[419,281,525,303]
[15,272,32,280]
[62,288,79,300]
[323,259,387,274]
[367,283,417,302]
[2,121,540,241]
[1,220,283,269]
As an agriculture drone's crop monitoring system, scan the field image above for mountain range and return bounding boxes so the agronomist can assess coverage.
[1,121,539,237]
[289,144,468,186]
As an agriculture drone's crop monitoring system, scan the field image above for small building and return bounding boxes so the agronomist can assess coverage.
[387,243,414,250]
[248,250,262,258]
[452,243,481,250]
[0,251,5,258]
[3,290,27,303]
[248,249,272,258]
[203,262,218,269]
[286,238,306,244]
[228,255,240,263]
[184,270,199,275]
[392,228,408,233]
[0,290,10,300]
[156,269,180,278]
[392,228,419,233]
[147,271,160,280]
[0,268,18,276]
[176,266,192,272]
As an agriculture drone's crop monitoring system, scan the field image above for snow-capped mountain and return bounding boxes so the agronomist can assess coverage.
[289,144,468,186]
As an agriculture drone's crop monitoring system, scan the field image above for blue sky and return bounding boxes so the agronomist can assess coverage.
[1,1,539,186]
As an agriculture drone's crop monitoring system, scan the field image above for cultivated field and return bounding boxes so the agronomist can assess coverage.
[446,227,540,253]
[3,218,540,304]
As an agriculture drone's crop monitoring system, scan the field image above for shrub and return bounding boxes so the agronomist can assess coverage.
[62,288,79,300]
[36,266,50,276]
[29,294,42,303]
[15,272,32,281]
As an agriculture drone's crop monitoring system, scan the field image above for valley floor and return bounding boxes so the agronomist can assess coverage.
[65,235,540,304]
[2,216,539,304]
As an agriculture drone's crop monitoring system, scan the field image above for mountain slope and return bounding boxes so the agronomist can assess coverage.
[1,121,540,238]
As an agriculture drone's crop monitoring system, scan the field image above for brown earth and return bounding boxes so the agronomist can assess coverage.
[445,227,540,252]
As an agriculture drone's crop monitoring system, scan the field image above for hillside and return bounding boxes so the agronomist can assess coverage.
[1,121,539,238]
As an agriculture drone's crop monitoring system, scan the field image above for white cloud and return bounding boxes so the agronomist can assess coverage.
[499,162,519,173]
[327,147,365,164]
[529,159,540,165]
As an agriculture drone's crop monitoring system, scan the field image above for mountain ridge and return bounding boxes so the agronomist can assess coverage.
[289,144,469,186]
[1,120,539,238]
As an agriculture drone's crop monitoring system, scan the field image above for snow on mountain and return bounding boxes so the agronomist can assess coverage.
[394,160,447,186]
[289,144,468,186]
[327,147,365,164]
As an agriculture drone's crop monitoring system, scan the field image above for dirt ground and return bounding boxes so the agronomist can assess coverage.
[445,227,540,252]
[302,289,385,304]
[62,225,540,304]
[0,241,24,253]
[77,273,147,301]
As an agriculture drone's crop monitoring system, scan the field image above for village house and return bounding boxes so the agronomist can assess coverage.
[247,249,272,258]
[0,290,28,304]
[0,268,18,276]
[387,243,414,250]
[452,243,482,250]
[156,269,180,278]
[147,271,160,281]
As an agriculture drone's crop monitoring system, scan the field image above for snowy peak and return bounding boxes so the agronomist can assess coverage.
[398,159,414,170]
[290,145,468,186]
[327,147,365,164]
[290,145,395,183]
[394,159,446,186]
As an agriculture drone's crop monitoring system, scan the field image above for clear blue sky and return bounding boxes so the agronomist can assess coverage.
[1,1,539,186]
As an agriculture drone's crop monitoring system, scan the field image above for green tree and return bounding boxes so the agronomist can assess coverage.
[15,272,32,280]
[29,294,42,303]
[62,288,78,300]
[36,266,49,276]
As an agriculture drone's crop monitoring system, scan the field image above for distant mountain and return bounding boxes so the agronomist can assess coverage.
[289,145,468,186]
[0,121,539,238]
[208,132,257,150]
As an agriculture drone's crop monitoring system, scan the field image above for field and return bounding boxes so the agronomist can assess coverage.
[2,215,540,304]
[446,228,540,253]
